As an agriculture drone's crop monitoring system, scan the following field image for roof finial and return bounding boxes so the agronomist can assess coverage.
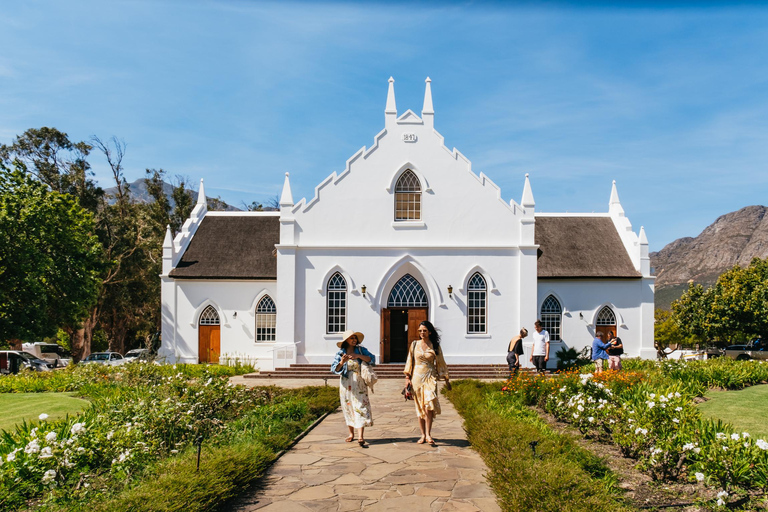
[163,224,173,248]
[385,76,397,115]
[609,179,624,216]
[196,178,206,206]
[521,173,535,208]
[639,226,648,245]
[280,172,294,208]
[422,77,434,115]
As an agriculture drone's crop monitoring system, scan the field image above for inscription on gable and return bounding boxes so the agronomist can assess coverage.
[402,133,417,143]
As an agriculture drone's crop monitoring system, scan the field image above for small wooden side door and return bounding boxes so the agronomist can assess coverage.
[199,325,221,364]
[380,308,391,363]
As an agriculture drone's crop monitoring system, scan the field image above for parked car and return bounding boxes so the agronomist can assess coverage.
[123,348,151,362]
[81,352,126,366]
[22,342,73,367]
[0,351,55,374]
[723,338,767,361]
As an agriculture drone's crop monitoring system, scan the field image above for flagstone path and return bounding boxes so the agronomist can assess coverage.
[230,378,501,512]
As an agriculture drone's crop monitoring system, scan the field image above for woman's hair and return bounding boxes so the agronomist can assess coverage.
[340,340,350,351]
[608,330,615,338]
[419,320,442,354]
[520,328,529,337]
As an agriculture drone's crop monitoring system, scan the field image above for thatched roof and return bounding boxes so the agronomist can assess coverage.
[535,216,641,278]
[169,215,279,280]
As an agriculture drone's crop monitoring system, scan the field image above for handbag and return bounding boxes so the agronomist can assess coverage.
[401,383,414,400]
[360,361,378,392]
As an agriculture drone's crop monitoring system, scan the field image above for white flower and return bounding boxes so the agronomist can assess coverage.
[683,443,695,451]
[25,439,41,454]
[647,401,655,409]
[41,469,56,485]
[694,447,701,454]
[652,448,663,455]
[716,490,728,506]
[39,447,53,459]
[30,427,38,438]
[609,419,616,424]
[672,418,680,424]
[71,423,86,435]
[722,446,728,451]
[649,393,656,399]
[573,413,579,419]
[661,404,667,408]
[559,387,566,392]
[635,427,648,435]
[716,432,727,440]
[742,432,750,438]
[45,431,57,443]
[577,405,584,412]
[675,407,683,412]
[695,472,705,482]
[588,416,595,423]
[77,447,86,453]
[107,431,114,440]
[674,392,681,398]
[39,413,49,421]
[731,433,740,441]
[7,450,18,462]
[170,449,178,454]
[755,439,768,450]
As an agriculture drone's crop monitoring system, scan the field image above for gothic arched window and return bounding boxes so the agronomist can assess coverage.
[540,295,562,341]
[199,305,220,326]
[467,273,487,333]
[255,295,276,342]
[327,272,347,333]
[388,274,428,307]
[394,170,421,221]
[595,306,617,339]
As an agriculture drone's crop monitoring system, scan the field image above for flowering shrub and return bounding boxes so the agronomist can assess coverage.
[500,360,768,507]
[0,365,266,510]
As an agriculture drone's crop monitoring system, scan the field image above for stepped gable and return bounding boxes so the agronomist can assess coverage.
[535,216,641,278]
[169,215,279,279]
[651,205,768,287]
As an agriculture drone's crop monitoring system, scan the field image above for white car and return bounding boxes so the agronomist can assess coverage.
[81,352,126,366]
[123,349,151,362]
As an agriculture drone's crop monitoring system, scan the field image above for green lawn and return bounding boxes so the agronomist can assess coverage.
[0,392,89,432]
[698,384,768,439]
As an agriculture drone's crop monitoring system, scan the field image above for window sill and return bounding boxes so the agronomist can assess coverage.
[323,334,344,340]
[392,221,426,229]
[465,334,491,339]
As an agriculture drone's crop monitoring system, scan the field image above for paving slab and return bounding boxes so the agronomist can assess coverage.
[231,378,500,511]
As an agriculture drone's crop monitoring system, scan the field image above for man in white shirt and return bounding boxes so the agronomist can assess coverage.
[529,320,550,373]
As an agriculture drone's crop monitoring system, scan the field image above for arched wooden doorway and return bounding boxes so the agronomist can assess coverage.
[198,305,221,364]
[380,274,428,363]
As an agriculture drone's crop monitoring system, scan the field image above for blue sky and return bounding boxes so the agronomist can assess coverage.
[2,1,767,251]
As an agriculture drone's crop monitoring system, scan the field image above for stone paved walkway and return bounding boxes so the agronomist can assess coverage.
[230,378,501,512]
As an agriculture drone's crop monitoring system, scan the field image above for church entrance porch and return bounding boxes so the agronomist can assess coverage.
[380,307,428,363]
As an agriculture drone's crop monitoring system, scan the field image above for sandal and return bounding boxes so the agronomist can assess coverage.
[426,438,436,446]
[358,438,368,447]
[417,436,425,444]
[345,435,354,442]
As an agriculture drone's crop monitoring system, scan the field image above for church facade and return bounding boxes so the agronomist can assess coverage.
[159,78,655,370]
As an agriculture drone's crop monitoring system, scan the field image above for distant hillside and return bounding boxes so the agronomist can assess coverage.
[651,205,768,309]
[104,179,242,211]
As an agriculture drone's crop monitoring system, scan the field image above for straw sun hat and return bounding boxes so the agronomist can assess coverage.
[336,330,365,348]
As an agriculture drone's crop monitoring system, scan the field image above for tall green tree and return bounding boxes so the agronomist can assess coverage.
[170,175,194,235]
[0,164,104,343]
[0,127,102,211]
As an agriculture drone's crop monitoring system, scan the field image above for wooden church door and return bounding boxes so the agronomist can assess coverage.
[198,305,221,364]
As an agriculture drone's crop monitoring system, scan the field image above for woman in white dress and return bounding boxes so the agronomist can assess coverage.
[331,329,375,446]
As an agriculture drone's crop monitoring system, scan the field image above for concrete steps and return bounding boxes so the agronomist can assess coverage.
[243,363,523,380]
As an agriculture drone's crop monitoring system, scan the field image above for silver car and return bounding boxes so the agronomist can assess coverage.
[81,352,126,366]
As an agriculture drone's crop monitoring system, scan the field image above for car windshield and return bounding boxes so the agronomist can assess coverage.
[125,350,144,357]
[87,353,110,361]
[17,352,43,362]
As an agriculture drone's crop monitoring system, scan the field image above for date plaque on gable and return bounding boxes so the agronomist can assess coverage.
[402,133,417,143]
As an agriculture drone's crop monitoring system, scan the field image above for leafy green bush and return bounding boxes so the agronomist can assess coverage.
[449,380,631,512]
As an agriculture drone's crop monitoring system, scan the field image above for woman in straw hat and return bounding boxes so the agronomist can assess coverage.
[331,329,375,446]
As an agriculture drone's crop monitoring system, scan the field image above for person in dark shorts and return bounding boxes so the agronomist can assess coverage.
[529,320,549,373]
[507,328,528,374]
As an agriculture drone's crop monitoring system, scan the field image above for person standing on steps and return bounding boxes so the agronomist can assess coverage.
[530,320,550,373]
[403,320,451,446]
[331,330,375,447]
[507,328,528,375]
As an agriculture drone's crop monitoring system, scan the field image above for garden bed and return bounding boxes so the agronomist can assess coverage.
[0,362,339,511]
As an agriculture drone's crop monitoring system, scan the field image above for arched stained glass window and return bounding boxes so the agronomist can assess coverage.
[199,305,220,326]
[540,295,562,341]
[467,273,487,333]
[596,306,616,326]
[388,274,428,307]
[255,295,276,342]
[395,170,421,221]
[327,272,347,333]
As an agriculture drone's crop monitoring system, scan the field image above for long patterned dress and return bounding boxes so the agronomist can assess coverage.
[339,360,374,428]
[404,341,450,419]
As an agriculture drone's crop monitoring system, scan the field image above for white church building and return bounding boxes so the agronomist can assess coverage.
[159,78,655,371]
